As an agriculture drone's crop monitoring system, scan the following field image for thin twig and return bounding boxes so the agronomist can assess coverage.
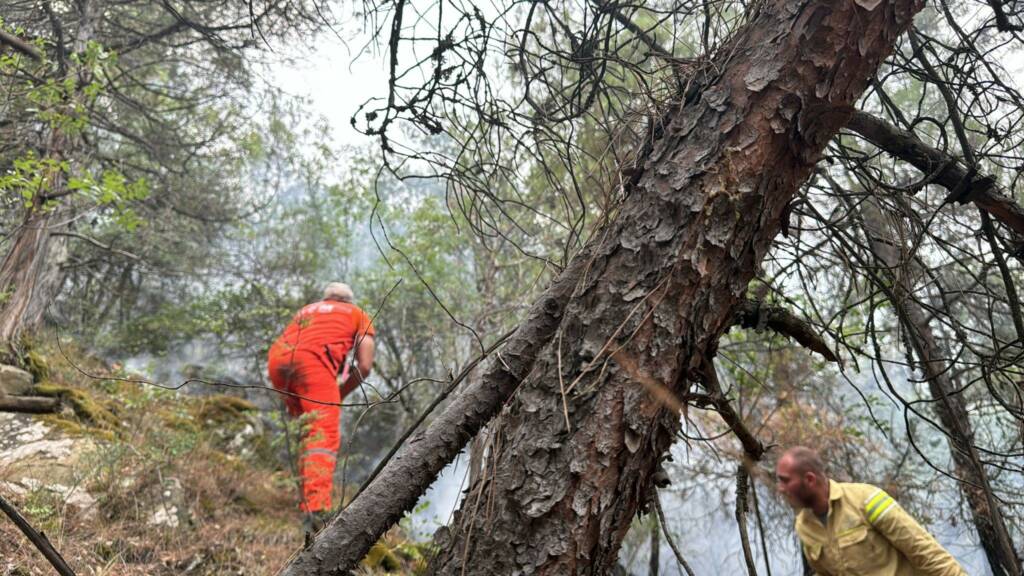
[653,489,696,576]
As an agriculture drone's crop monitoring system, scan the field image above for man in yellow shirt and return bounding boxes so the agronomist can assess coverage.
[776,446,967,576]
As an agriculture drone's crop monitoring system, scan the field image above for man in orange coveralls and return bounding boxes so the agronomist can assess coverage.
[268,282,375,531]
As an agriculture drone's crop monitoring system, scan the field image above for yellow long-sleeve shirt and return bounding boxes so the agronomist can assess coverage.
[795,480,967,576]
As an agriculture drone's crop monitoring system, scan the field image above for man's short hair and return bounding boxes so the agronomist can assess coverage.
[323,282,354,303]
[784,446,827,479]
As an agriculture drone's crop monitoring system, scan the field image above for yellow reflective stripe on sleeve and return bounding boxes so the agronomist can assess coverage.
[865,491,888,513]
[867,495,895,523]
[872,498,896,522]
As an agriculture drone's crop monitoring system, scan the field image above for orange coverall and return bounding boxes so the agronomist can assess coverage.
[267,300,375,513]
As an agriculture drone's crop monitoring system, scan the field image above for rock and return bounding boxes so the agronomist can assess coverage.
[227,422,258,455]
[148,505,181,529]
[0,413,98,487]
[2,478,98,520]
[148,477,191,529]
[0,364,34,396]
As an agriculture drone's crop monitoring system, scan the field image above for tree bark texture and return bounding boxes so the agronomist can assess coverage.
[857,198,1022,576]
[280,1,923,574]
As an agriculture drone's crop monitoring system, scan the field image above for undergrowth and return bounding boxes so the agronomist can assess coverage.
[0,338,429,575]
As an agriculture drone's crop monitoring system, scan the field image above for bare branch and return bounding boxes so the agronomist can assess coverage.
[0,29,41,60]
[846,110,1024,238]
[733,299,840,363]
[50,231,142,261]
[653,489,696,576]
[0,492,77,576]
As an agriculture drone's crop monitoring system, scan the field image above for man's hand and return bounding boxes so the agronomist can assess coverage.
[340,335,375,400]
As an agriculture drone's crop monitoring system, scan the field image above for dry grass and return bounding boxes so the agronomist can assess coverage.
[1,340,427,575]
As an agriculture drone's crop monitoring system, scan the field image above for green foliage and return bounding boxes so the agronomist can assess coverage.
[0,152,148,234]
[0,153,67,208]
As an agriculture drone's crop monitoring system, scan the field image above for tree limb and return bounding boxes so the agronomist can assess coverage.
[846,110,1024,238]
[653,489,696,576]
[0,395,61,413]
[0,29,41,60]
[593,0,673,58]
[735,465,758,576]
[49,231,142,261]
[733,299,839,363]
[0,492,77,575]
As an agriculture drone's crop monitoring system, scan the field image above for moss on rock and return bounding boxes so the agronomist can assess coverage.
[35,383,120,431]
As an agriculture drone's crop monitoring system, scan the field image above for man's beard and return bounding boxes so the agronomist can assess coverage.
[784,484,816,509]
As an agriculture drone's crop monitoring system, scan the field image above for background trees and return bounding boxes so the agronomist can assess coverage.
[3,0,1024,574]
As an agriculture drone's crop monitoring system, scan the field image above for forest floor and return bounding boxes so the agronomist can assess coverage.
[0,339,426,575]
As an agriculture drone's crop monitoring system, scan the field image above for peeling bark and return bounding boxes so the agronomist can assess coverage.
[280,1,922,574]
[427,2,921,573]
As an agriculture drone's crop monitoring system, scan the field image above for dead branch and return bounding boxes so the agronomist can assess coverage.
[733,299,839,363]
[0,29,41,60]
[0,492,77,576]
[846,110,1024,238]
[735,465,758,576]
[653,489,696,576]
[0,395,61,413]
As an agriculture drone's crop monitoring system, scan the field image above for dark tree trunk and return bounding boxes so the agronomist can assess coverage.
[280,1,923,574]
[857,198,1022,576]
[648,517,660,576]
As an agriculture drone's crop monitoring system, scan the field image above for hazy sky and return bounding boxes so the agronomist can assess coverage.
[268,29,389,150]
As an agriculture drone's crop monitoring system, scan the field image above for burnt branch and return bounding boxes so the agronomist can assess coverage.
[732,299,840,363]
[0,492,77,575]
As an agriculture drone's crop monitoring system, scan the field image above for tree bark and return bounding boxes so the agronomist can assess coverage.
[856,198,1022,576]
[280,1,923,574]
[0,207,70,348]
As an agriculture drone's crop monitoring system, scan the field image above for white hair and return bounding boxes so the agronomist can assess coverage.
[323,282,354,303]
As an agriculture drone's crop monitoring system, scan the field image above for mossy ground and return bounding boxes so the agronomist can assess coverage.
[0,338,430,575]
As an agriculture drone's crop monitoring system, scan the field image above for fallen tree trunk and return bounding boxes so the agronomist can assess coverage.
[0,396,61,413]
[281,1,923,573]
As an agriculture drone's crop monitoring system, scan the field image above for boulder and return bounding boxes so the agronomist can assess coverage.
[0,364,34,396]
